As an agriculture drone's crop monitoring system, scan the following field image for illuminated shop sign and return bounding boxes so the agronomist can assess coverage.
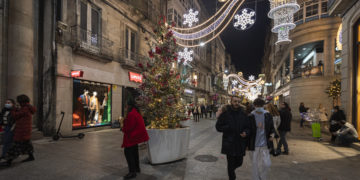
[71,70,84,78]
[129,72,142,83]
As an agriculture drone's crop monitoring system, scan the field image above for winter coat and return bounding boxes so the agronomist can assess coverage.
[11,104,36,141]
[299,105,308,113]
[122,108,149,148]
[278,108,292,132]
[329,110,346,132]
[248,111,275,150]
[215,105,250,156]
[0,107,15,127]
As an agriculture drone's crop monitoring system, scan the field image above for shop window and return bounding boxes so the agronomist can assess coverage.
[73,80,112,129]
[125,28,137,60]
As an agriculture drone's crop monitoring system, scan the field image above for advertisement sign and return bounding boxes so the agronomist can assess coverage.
[71,70,84,78]
[129,72,142,83]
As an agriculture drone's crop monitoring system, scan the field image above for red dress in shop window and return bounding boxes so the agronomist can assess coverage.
[122,108,149,148]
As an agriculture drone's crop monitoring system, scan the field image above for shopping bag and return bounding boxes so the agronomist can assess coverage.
[311,122,321,138]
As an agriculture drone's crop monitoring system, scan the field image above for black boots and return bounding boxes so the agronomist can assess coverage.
[21,153,35,162]
[123,172,137,179]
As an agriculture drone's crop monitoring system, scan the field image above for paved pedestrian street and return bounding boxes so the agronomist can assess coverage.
[1,119,359,180]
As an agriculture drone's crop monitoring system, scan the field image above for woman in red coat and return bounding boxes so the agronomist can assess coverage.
[122,99,149,179]
[0,95,36,167]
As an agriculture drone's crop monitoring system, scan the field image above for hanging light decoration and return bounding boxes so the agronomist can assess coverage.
[183,9,199,27]
[268,0,300,45]
[233,8,256,30]
[248,75,255,81]
[178,48,194,65]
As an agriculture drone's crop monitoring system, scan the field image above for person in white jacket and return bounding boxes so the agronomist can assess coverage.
[335,120,359,146]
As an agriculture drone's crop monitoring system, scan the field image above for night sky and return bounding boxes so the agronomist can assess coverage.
[201,0,271,78]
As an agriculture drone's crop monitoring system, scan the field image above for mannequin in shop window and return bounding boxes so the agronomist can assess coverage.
[89,91,100,125]
[79,89,90,126]
[99,92,108,124]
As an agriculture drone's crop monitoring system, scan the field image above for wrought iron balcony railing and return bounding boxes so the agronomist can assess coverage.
[117,48,148,70]
[70,26,114,61]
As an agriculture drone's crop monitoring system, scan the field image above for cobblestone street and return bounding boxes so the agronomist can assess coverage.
[1,118,359,180]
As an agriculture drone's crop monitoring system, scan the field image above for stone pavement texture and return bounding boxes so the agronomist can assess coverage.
[1,118,359,180]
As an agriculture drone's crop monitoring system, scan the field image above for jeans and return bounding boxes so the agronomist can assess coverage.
[124,144,140,173]
[300,118,305,127]
[277,131,289,152]
[226,155,243,180]
[250,146,271,180]
[336,134,357,146]
[1,126,14,157]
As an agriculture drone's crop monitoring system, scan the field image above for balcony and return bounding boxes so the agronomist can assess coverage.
[70,26,114,62]
[328,0,358,15]
[292,66,323,79]
[117,48,148,71]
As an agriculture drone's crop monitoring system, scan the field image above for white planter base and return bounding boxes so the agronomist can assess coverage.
[147,127,191,164]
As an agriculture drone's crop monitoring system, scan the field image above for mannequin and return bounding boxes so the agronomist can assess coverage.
[79,89,90,126]
[100,93,108,123]
[89,91,99,125]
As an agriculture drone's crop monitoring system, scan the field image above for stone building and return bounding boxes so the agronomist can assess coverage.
[328,0,360,138]
[262,0,341,120]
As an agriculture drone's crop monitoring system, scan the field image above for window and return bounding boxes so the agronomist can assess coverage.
[79,1,101,47]
[125,28,137,60]
[56,0,62,21]
[321,1,327,14]
[294,4,303,22]
[306,2,318,17]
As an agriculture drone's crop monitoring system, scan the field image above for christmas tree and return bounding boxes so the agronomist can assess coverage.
[138,17,186,129]
[325,79,341,106]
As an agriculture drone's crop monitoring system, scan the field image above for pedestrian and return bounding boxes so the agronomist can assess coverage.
[329,106,346,142]
[215,96,250,180]
[318,104,328,128]
[265,103,281,156]
[208,104,213,118]
[299,102,308,127]
[0,95,36,167]
[0,99,16,159]
[335,120,358,146]
[204,105,208,119]
[200,104,205,119]
[248,98,275,180]
[245,102,254,115]
[197,105,202,121]
[121,99,149,179]
[276,102,292,155]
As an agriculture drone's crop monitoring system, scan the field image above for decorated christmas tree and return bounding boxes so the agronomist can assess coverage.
[138,17,186,129]
[325,79,341,106]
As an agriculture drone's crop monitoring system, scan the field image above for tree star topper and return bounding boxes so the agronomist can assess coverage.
[178,48,194,65]
[234,8,255,30]
[183,9,199,27]
[249,75,255,81]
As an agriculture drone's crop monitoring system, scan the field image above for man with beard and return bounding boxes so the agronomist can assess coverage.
[216,96,250,180]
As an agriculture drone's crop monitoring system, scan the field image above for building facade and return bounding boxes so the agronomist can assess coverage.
[262,0,341,120]
[328,0,360,138]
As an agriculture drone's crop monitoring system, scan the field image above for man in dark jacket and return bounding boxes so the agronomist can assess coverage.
[329,106,346,142]
[299,102,308,127]
[216,96,250,180]
[277,102,292,155]
[248,98,275,180]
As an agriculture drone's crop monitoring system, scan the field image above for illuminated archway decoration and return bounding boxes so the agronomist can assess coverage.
[223,73,265,101]
[172,0,245,47]
[268,0,300,45]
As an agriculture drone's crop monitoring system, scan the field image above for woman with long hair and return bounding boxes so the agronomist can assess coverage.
[277,102,292,155]
[265,103,281,156]
[121,99,149,179]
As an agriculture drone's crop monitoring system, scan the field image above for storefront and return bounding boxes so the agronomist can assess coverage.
[72,79,112,129]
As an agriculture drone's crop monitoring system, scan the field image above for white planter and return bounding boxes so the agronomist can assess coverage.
[180,120,192,127]
[147,127,191,164]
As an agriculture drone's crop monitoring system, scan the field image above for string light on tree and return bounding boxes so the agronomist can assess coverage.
[178,48,194,65]
[233,8,255,30]
[183,9,199,27]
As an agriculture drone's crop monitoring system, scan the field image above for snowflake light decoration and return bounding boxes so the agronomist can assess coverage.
[178,48,194,65]
[232,80,238,85]
[233,8,255,30]
[249,75,255,81]
[183,9,199,27]
[238,85,243,89]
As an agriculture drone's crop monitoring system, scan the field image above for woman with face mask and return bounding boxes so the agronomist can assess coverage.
[0,99,16,159]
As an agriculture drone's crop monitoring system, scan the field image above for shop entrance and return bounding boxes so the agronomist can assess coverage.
[354,19,360,139]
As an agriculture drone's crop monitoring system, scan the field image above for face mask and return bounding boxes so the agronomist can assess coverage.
[4,104,12,109]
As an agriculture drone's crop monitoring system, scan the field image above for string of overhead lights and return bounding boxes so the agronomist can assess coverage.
[172,0,245,47]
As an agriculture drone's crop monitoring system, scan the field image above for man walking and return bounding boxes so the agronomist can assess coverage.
[216,96,250,180]
[248,98,275,180]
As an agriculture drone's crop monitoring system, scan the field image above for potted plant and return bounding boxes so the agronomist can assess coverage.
[137,18,190,164]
